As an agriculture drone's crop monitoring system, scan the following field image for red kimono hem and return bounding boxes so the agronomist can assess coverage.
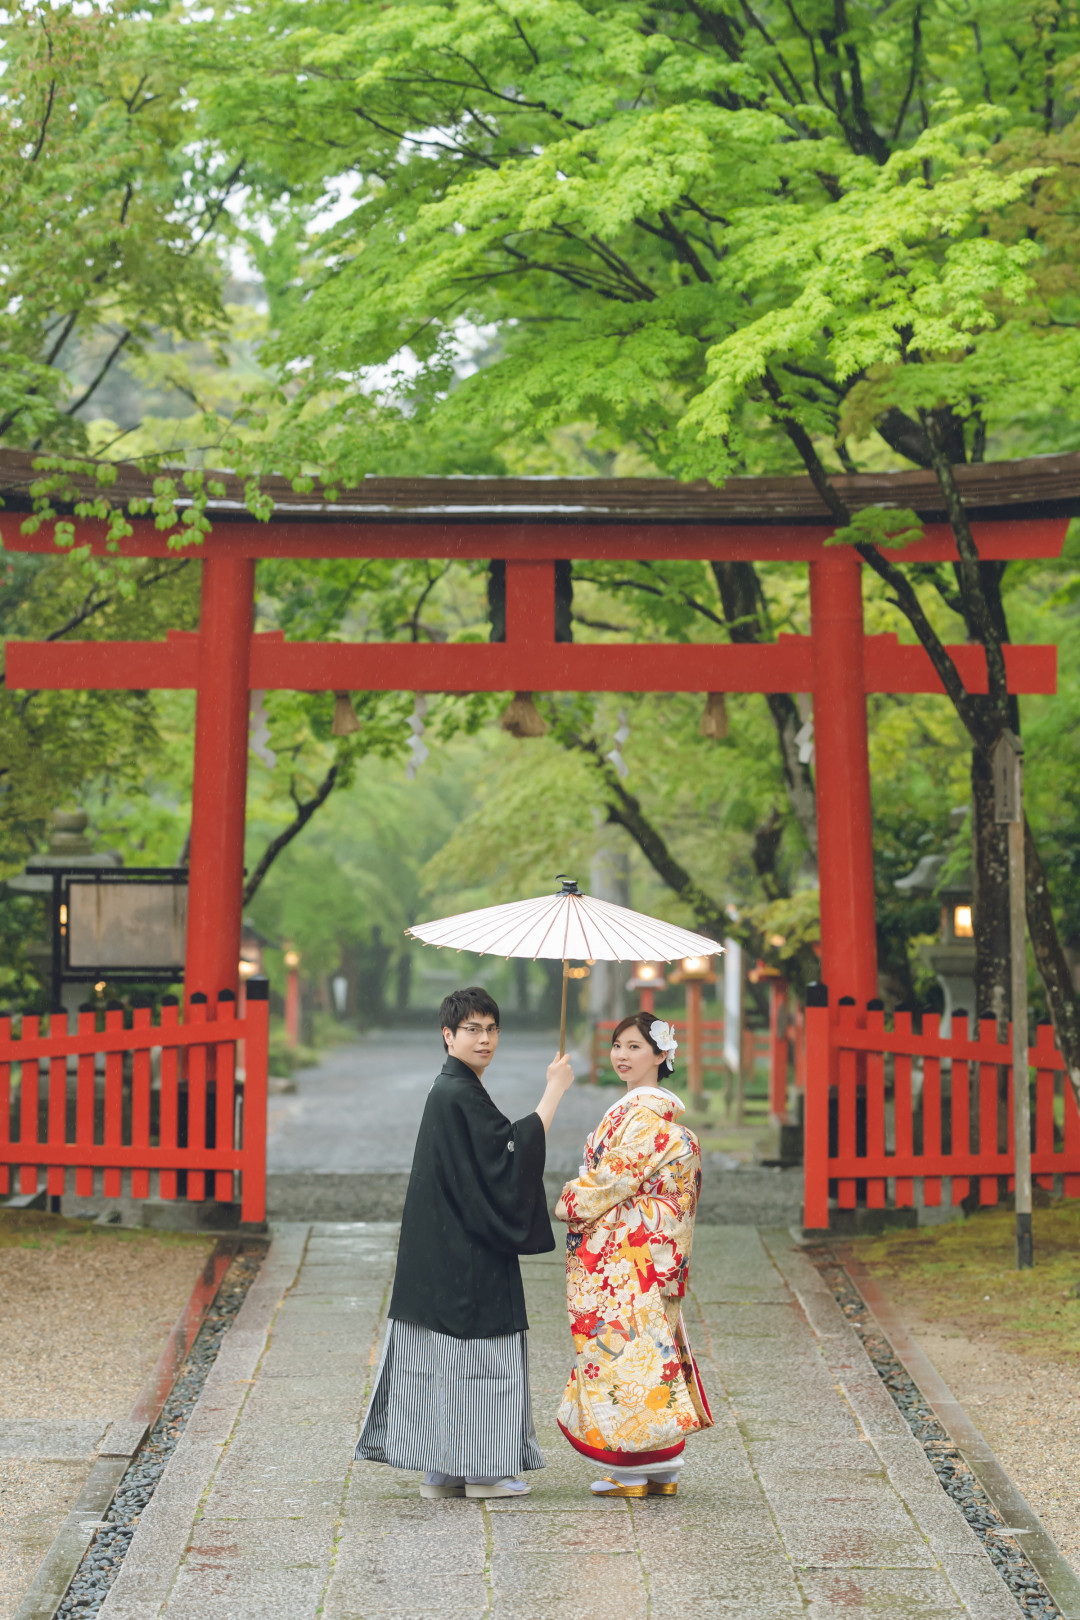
[558,1421,686,1468]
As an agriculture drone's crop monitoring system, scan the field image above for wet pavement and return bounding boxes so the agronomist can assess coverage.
[268,1029,616,1179]
[265,1031,806,1228]
[94,1223,1022,1619]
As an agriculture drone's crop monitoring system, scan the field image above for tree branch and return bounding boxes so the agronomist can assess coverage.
[242,764,339,905]
[29,76,57,164]
[559,728,818,987]
[1026,814,1080,1110]
[917,407,1010,715]
[63,329,133,418]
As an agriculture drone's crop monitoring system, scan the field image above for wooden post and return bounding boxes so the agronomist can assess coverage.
[994,731,1033,1269]
[240,976,269,1223]
[285,965,301,1048]
[769,978,790,1125]
[809,554,878,1006]
[803,982,832,1230]
[686,978,704,1106]
[185,556,255,1004]
[736,1024,749,1126]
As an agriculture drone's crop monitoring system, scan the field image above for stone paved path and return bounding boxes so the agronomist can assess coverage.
[97,1224,1022,1619]
[267,1031,610,1177]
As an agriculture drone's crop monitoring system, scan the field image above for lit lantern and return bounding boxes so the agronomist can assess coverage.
[626,960,665,1014]
[283,944,301,1047]
[894,810,975,1033]
[952,904,974,940]
[667,955,717,1107]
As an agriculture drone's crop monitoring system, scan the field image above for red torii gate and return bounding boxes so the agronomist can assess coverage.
[2,458,1067,1014]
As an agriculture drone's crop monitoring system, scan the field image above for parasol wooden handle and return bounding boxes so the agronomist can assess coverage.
[559,959,569,1057]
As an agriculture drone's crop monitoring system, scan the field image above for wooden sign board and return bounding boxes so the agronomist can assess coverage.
[993,731,1023,824]
[67,880,187,972]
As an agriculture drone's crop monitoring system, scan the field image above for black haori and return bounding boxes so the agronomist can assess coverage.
[387,1054,554,1338]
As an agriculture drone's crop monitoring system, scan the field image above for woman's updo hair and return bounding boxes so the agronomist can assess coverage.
[610,1011,674,1079]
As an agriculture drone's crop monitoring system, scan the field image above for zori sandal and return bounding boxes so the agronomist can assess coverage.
[590,1478,648,1498]
[647,1480,678,1496]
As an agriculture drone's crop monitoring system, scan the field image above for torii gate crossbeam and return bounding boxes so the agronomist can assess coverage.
[5,514,1063,1011]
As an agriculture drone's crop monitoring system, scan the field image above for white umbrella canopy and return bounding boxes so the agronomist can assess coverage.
[407,878,724,1053]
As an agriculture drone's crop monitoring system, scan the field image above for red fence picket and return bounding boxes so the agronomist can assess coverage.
[803,985,1080,1229]
[0,980,269,1222]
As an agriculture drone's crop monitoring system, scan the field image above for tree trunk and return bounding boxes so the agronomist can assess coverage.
[559,728,820,992]
[1025,817,1080,1112]
[394,948,412,1014]
[970,743,1011,1031]
[710,559,818,856]
[765,406,1080,1091]
[765,692,819,859]
[242,764,338,905]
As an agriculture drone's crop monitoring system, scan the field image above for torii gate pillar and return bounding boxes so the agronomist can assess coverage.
[810,550,878,1005]
[185,556,254,1004]
[7,508,1061,1012]
[179,548,881,1008]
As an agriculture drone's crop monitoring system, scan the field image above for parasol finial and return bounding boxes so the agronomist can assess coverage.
[556,874,580,894]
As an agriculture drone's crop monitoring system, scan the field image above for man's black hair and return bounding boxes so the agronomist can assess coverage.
[439,986,501,1050]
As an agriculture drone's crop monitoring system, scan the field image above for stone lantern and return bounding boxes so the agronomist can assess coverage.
[894,808,975,1034]
[667,955,717,1108]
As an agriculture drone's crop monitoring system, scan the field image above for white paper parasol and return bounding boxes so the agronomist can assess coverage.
[407,877,723,1054]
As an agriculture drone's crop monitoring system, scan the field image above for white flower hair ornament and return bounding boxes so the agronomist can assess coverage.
[649,1019,679,1072]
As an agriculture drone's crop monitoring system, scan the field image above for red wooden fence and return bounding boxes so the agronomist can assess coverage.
[804,988,1080,1229]
[0,981,269,1222]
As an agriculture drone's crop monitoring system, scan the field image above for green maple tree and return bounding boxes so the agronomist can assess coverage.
[189,0,1080,1087]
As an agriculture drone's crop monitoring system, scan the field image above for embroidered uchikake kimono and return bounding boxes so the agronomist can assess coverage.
[555,1086,713,1470]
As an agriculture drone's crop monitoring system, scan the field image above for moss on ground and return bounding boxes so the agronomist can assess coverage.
[0,1205,209,1253]
[849,1200,1080,1364]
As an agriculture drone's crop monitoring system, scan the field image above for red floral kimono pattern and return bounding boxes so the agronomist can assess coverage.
[555,1086,713,1466]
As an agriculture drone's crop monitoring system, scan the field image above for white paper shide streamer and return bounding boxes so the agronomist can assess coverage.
[250,691,277,770]
[406,694,429,780]
[606,708,630,780]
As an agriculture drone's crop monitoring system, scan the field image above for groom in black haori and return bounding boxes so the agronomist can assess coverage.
[356,986,575,1498]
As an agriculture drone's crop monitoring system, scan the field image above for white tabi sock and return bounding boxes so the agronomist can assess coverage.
[591,1473,648,1492]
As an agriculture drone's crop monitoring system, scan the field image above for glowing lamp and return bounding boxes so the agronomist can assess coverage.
[953,905,974,939]
[669,955,716,986]
[627,960,666,992]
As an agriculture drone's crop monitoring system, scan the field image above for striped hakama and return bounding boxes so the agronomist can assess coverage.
[355,1318,545,1480]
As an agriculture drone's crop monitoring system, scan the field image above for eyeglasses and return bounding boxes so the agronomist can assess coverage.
[458,1023,499,1036]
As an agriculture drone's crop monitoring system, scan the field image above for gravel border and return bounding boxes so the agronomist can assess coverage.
[808,1248,1060,1620]
[55,1250,263,1620]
